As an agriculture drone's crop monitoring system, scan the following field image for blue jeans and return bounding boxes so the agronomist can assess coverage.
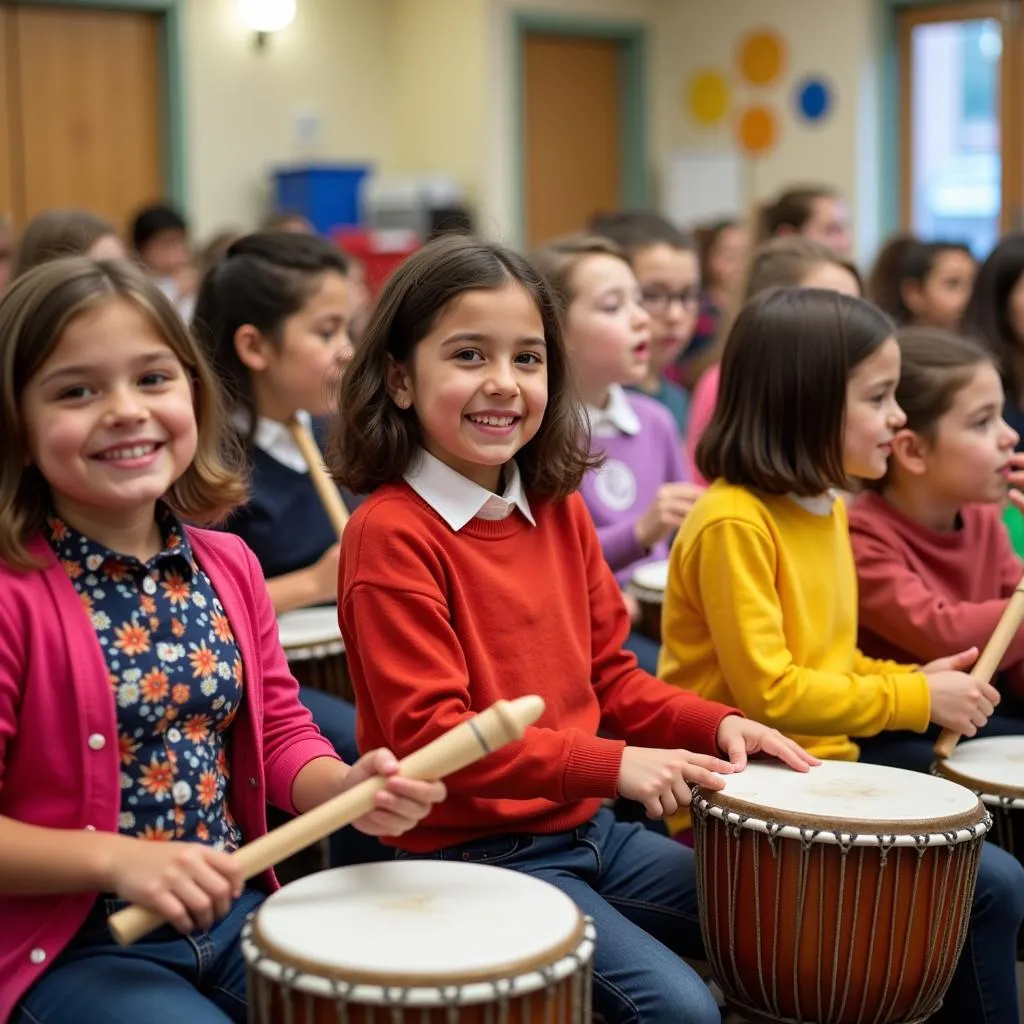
[398,807,720,1024]
[296,687,390,867]
[858,728,1024,1022]
[14,890,264,1024]
[623,629,661,675]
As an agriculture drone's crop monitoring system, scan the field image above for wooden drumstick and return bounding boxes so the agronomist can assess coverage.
[933,576,1024,758]
[108,695,544,946]
[287,415,349,537]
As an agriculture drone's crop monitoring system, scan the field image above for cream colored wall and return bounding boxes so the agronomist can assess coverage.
[387,0,490,207]
[658,0,883,263]
[182,0,394,238]
[180,0,883,258]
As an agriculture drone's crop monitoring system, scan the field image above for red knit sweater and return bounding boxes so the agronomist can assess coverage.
[338,484,739,852]
[849,491,1024,692]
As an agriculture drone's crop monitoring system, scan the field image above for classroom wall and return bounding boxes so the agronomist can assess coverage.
[182,0,394,238]
[179,0,886,260]
[657,0,884,263]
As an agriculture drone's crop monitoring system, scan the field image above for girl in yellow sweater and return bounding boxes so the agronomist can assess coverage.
[658,285,1023,1023]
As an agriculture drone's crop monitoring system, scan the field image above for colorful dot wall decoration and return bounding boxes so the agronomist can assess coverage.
[737,105,778,155]
[737,30,786,87]
[796,77,832,122]
[687,70,730,127]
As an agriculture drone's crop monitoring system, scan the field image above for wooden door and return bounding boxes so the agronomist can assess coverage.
[0,10,15,224]
[9,5,163,231]
[523,33,623,247]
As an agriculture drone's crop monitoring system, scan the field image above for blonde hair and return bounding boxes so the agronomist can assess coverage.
[0,256,246,570]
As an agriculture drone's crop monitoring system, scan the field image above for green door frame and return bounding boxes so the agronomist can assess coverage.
[511,11,649,243]
[6,0,187,208]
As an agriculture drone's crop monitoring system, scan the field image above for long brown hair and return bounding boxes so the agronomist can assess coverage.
[0,257,246,570]
[328,234,596,499]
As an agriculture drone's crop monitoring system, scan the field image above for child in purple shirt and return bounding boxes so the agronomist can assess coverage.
[533,236,701,674]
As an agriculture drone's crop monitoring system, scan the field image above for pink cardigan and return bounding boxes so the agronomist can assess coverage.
[0,527,339,1021]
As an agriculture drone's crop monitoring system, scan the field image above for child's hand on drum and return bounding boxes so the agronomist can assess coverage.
[634,483,705,549]
[923,647,1000,736]
[342,748,447,837]
[715,717,821,772]
[617,746,733,819]
[104,836,245,934]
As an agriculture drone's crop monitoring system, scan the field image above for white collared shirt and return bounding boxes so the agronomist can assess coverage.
[586,384,642,438]
[233,409,313,474]
[404,448,536,532]
[788,490,837,516]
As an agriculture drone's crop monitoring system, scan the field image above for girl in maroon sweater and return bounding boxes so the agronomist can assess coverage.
[850,326,1024,770]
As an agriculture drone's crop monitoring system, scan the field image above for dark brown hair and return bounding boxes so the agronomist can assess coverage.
[12,210,120,279]
[529,234,630,313]
[868,235,973,324]
[585,210,695,258]
[755,186,837,246]
[963,232,1024,399]
[192,231,349,449]
[0,257,246,570]
[697,288,895,495]
[328,234,595,498]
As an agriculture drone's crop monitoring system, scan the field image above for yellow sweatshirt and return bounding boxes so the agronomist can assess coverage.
[658,482,930,830]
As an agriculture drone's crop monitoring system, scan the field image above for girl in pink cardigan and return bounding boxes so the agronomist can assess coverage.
[0,257,444,1024]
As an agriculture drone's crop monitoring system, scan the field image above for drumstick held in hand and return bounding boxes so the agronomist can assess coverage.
[287,416,348,537]
[109,695,545,946]
[933,576,1024,759]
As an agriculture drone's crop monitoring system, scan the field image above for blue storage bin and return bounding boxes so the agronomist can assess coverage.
[272,164,371,233]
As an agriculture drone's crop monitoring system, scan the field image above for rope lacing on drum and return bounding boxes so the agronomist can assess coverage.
[797,826,821,851]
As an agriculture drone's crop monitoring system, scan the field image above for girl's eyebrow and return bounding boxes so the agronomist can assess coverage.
[441,332,546,347]
[36,350,172,387]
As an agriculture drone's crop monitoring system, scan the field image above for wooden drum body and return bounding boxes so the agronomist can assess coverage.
[242,861,596,1024]
[277,607,353,704]
[693,760,990,1024]
[934,735,1024,859]
[629,559,668,642]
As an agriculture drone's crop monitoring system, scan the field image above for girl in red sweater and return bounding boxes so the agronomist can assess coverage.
[329,234,817,1024]
[849,326,1024,770]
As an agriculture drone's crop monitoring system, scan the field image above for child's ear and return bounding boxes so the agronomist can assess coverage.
[233,325,272,372]
[889,427,930,476]
[386,355,413,410]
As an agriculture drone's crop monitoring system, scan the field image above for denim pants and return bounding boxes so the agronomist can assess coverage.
[622,629,661,676]
[399,806,721,1024]
[297,686,391,867]
[14,890,264,1024]
[858,722,1024,1023]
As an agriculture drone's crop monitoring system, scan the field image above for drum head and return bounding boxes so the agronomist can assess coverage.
[249,861,585,992]
[935,736,1024,803]
[631,559,669,596]
[276,606,343,652]
[704,759,984,835]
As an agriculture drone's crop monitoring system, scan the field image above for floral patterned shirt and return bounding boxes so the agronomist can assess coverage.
[47,507,245,850]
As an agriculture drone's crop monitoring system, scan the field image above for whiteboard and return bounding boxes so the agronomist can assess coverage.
[662,150,747,229]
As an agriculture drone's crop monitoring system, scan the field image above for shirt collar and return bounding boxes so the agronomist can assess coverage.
[404,448,536,532]
[46,504,197,578]
[788,490,838,517]
[233,409,313,474]
[586,384,642,438]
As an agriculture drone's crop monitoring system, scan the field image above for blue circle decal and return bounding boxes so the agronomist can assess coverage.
[797,78,831,122]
